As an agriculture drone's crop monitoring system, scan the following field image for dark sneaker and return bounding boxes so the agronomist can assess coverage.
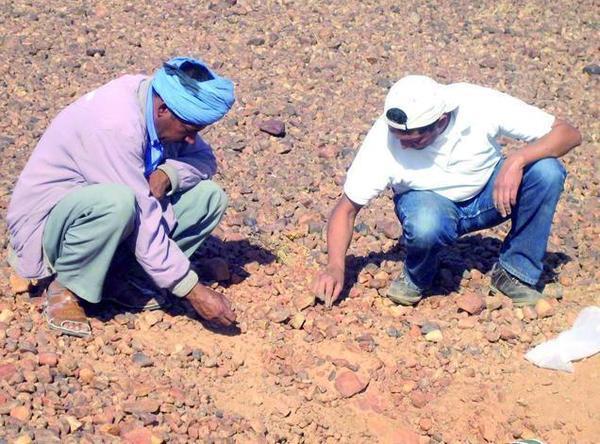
[489,263,543,307]
[386,276,424,306]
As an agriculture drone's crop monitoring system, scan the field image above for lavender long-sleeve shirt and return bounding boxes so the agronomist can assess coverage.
[7,75,217,293]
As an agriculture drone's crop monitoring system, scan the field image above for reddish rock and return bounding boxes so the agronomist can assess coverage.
[485,330,501,343]
[368,278,386,289]
[418,417,433,431]
[334,371,368,398]
[318,146,337,159]
[78,367,95,383]
[357,389,386,413]
[499,325,518,341]
[38,352,59,367]
[559,274,572,287]
[122,427,162,444]
[408,324,421,338]
[410,390,428,408]
[267,307,290,323]
[456,292,485,315]
[92,407,115,424]
[378,220,401,240]
[458,317,477,329]
[478,418,499,442]
[123,399,161,414]
[9,274,30,294]
[98,423,121,436]
[391,426,420,444]
[10,405,31,422]
[0,363,17,381]
[293,293,316,311]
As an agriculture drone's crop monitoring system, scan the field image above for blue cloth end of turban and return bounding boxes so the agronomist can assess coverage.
[152,57,235,126]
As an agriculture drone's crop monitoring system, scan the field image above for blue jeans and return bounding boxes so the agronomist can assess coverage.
[394,158,566,289]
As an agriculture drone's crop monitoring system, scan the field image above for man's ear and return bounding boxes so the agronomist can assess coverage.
[436,113,449,129]
[156,102,171,118]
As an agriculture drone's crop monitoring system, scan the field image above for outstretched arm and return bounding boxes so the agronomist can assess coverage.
[494,118,581,217]
[312,194,362,307]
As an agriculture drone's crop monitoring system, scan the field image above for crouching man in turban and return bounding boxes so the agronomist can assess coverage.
[7,57,237,337]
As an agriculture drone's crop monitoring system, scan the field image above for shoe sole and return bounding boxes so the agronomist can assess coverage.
[489,285,542,307]
[385,292,423,306]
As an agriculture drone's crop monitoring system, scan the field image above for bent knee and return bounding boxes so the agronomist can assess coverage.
[403,212,456,246]
[206,181,228,212]
[98,184,136,224]
[194,180,228,215]
[527,158,566,190]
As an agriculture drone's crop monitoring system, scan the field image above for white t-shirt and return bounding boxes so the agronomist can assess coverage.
[344,83,555,205]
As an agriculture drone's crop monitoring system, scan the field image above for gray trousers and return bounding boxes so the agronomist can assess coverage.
[42,181,227,303]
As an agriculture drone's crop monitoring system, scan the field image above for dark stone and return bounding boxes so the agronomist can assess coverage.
[354,223,369,236]
[420,322,440,335]
[376,77,394,88]
[259,119,286,137]
[386,326,401,338]
[85,48,105,57]
[247,37,266,46]
[583,64,600,75]
[132,352,154,368]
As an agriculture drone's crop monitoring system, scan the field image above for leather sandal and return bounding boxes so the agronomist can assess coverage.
[43,281,91,338]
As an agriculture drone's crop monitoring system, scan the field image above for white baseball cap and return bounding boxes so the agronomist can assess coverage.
[384,75,456,130]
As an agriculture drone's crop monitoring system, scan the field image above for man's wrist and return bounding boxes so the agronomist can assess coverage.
[510,151,530,169]
[157,164,179,196]
[327,261,345,273]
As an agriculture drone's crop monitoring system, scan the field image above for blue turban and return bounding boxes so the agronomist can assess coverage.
[144,57,235,176]
[153,57,235,126]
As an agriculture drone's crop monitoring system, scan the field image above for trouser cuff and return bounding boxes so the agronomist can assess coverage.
[498,259,538,286]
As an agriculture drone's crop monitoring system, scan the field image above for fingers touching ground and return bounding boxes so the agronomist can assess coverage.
[187,285,237,327]
[312,267,344,308]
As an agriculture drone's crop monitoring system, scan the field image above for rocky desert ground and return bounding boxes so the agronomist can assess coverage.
[0,0,599,443]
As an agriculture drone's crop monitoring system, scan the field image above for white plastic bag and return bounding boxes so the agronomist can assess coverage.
[525,306,600,372]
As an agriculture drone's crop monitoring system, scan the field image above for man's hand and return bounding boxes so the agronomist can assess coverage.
[149,169,171,200]
[493,153,525,218]
[312,265,345,308]
[186,284,237,327]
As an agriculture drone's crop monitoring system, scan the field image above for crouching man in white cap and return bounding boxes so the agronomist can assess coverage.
[313,75,581,307]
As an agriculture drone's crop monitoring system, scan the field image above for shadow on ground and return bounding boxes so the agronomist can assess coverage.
[338,234,571,303]
[82,235,276,336]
